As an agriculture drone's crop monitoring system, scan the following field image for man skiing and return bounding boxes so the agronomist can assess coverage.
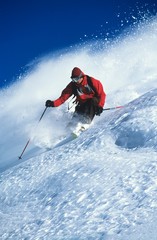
[45,67,106,124]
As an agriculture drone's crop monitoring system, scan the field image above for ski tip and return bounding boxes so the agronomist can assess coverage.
[71,132,78,138]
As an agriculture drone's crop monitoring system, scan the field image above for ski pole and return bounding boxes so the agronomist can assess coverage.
[103,106,123,111]
[18,107,47,160]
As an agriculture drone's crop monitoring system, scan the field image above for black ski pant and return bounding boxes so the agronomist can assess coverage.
[75,97,99,123]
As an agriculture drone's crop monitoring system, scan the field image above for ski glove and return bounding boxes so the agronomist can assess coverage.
[45,100,54,107]
[95,106,103,116]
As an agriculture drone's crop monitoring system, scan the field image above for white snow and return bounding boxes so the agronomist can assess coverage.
[0,17,157,239]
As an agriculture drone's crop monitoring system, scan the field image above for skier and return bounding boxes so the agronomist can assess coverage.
[45,67,106,124]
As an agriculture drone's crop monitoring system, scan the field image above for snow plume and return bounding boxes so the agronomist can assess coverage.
[0,17,157,239]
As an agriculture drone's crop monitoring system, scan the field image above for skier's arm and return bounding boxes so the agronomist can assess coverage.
[92,78,106,108]
[50,82,74,107]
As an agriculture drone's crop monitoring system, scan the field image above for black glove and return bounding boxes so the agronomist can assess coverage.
[95,106,103,116]
[45,100,54,107]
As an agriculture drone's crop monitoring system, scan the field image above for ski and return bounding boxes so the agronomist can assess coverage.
[53,132,78,148]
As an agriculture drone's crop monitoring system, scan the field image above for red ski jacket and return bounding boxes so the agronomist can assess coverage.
[53,75,106,108]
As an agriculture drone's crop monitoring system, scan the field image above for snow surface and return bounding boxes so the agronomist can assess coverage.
[0,16,157,239]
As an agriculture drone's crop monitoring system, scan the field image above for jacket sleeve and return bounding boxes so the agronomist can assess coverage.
[53,82,73,107]
[91,77,106,108]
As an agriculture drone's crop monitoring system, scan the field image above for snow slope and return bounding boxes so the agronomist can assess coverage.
[0,17,157,239]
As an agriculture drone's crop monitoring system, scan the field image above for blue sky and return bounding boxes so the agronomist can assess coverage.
[0,0,156,88]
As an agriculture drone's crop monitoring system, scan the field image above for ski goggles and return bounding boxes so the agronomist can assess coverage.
[71,73,83,82]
